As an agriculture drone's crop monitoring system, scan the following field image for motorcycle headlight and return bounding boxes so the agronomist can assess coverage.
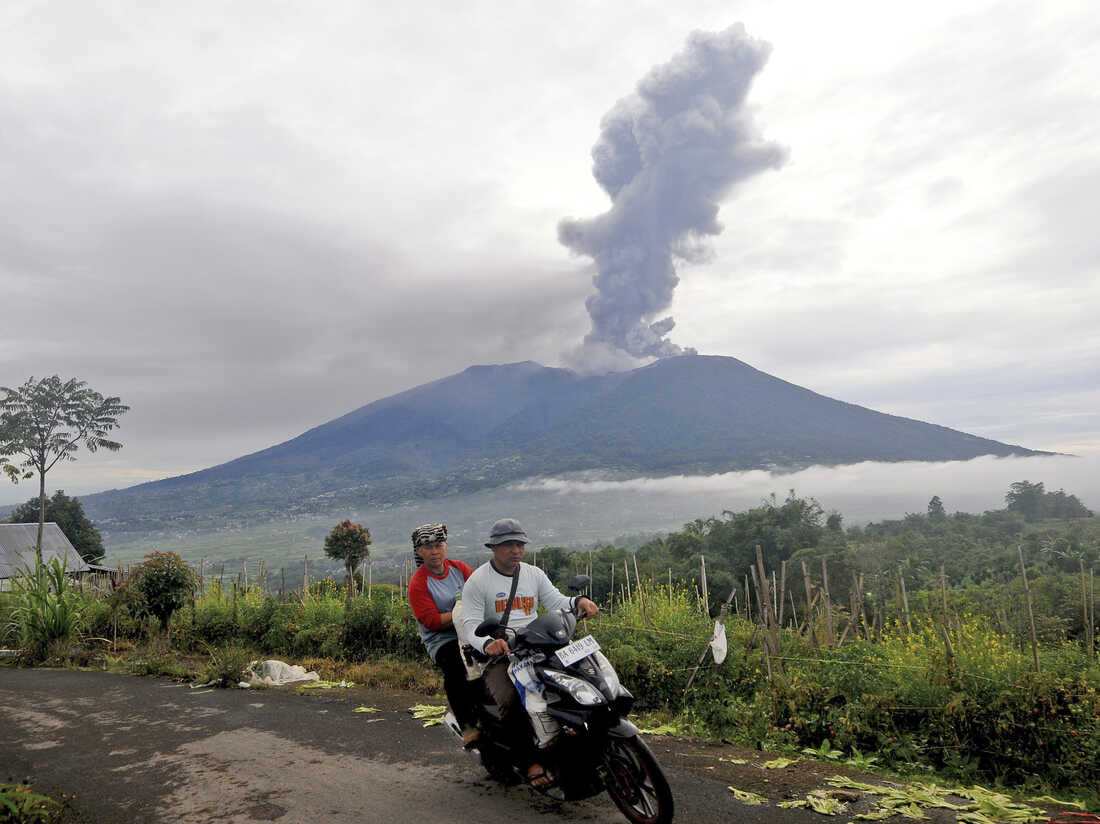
[540,670,606,706]
[592,651,625,698]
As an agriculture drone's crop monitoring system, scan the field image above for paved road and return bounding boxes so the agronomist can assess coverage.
[1,668,822,823]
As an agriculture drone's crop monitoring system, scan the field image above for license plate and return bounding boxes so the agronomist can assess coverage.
[555,634,601,667]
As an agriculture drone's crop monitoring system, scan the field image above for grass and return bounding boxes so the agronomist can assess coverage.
[296,655,441,694]
[0,781,65,824]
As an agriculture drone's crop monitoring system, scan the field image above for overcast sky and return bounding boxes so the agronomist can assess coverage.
[2,0,1098,506]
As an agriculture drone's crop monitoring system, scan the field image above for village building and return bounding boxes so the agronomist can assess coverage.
[0,522,91,591]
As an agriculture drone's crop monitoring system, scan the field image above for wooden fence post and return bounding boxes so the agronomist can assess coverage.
[1018,545,1041,675]
[800,561,817,648]
[777,560,788,628]
[700,555,709,616]
[1082,560,1094,663]
[899,567,912,633]
[821,557,834,648]
[633,554,648,624]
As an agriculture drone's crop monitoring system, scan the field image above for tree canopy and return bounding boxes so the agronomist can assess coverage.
[130,552,197,632]
[10,490,105,564]
[323,519,372,593]
[0,375,128,562]
[1005,480,1092,522]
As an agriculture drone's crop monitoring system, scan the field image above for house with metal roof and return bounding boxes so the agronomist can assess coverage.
[0,522,90,590]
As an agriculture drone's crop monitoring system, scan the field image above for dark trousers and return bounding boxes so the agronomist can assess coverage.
[483,658,537,767]
[434,639,479,730]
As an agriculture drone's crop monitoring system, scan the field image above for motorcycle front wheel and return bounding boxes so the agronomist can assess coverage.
[601,735,674,824]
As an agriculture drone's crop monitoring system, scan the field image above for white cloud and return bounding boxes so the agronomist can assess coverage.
[513,453,1100,525]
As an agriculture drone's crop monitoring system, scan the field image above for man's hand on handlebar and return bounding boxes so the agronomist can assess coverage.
[576,596,599,619]
[484,638,511,657]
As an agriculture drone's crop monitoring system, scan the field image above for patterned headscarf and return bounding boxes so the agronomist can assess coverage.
[411,523,448,548]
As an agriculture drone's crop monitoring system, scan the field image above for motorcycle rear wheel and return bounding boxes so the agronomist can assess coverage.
[602,735,673,824]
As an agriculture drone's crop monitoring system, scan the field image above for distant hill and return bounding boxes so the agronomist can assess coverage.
[82,355,1046,532]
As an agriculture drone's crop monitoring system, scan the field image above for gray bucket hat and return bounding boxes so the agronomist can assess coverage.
[484,518,530,548]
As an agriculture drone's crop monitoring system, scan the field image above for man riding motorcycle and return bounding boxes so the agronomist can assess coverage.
[459,518,599,789]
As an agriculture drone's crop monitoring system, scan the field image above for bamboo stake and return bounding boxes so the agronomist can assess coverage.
[778,560,788,628]
[937,564,955,662]
[788,589,798,629]
[633,554,648,624]
[898,567,912,633]
[772,569,779,621]
[838,572,860,646]
[368,556,372,599]
[755,546,781,679]
[303,556,308,597]
[668,568,673,605]
[280,567,286,601]
[821,558,834,648]
[744,574,751,621]
[1082,560,1094,663]
[199,559,205,598]
[1017,545,1041,675]
[700,555,709,616]
[800,561,817,648]
[624,560,631,602]
[1090,568,1095,662]
[609,564,615,615]
[684,582,738,693]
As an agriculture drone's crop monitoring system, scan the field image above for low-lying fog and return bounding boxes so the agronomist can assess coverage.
[105,453,1098,567]
[513,453,1099,530]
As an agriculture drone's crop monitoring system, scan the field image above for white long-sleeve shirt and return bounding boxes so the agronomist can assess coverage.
[460,560,577,653]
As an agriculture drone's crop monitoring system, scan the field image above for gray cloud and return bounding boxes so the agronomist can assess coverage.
[558,23,787,362]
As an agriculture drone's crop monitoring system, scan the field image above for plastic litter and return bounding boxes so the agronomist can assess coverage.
[245,660,321,687]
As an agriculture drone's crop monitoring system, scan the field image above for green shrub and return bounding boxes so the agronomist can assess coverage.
[237,589,277,647]
[2,558,85,662]
[293,594,344,658]
[193,592,237,647]
[83,587,155,644]
[342,593,392,659]
[201,644,252,687]
[0,781,62,823]
[129,552,198,632]
[128,639,190,679]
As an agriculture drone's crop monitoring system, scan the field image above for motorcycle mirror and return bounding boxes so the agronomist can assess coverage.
[476,618,500,636]
[567,574,591,592]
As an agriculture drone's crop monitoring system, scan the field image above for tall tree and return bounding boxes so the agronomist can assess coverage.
[0,376,128,564]
[10,490,105,564]
[1005,481,1046,522]
[323,519,372,595]
[927,495,946,522]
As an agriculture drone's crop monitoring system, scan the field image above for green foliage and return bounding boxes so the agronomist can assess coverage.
[342,592,394,659]
[3,557,84,662]
[322,519,371,590]
[9,490,105,564]
[201,644,252,687]
[1006,481,1092,522]
[0,375,127,563]
[82,585,154,643]
[0,781,62,824]
[130,552,197,631]
[127,638,190,679]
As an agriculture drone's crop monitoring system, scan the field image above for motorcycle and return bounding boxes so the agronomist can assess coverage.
[442,576,674,824]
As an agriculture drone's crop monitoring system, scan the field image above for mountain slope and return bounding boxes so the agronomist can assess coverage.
[82,355,1044,529]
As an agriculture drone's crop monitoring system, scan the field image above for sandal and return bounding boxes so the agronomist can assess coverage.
[525,764,556,790]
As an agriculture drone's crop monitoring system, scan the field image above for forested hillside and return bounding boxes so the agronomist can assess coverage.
[83,356,1046,534]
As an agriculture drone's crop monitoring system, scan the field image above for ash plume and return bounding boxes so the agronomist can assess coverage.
[559,24,787,363]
